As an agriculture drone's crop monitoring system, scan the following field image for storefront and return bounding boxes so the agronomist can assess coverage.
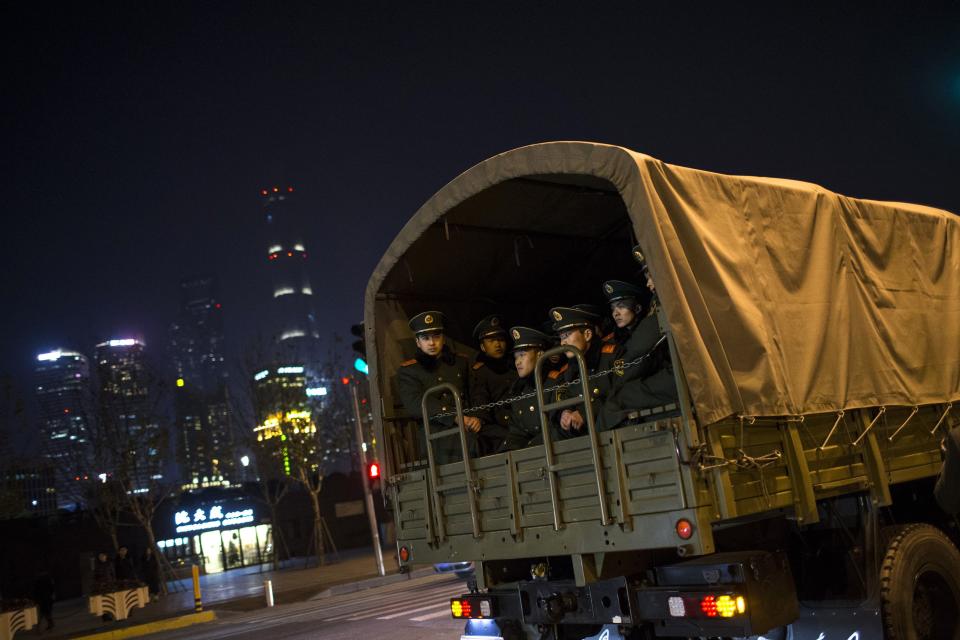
[156,500,272,574]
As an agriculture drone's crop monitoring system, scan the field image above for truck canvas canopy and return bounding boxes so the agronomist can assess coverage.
[364,141,960,439]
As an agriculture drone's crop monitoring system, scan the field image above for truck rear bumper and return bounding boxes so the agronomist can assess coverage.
[451,550,799,638]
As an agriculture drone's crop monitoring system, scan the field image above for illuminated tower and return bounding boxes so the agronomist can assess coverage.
[260,185,320,364]
[34,348,93,507]
[95,338,161,490]
[169,276,234,487]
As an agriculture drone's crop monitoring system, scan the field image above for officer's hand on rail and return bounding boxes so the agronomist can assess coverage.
[568,410,584,431]
[560,410,584,431]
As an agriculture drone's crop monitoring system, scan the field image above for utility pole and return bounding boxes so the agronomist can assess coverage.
[350,380,386,576]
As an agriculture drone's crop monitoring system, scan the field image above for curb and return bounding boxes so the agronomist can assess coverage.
[70,610,217,640]
[315,566,438,598]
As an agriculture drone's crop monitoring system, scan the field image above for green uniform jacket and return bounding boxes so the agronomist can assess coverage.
[601,312,679,429]
[396,347,471,462]
[504,375,547,451]
[469,353,517,454]
[550,339,616,438]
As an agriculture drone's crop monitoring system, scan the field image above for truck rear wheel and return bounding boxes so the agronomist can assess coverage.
[880,523,960,640]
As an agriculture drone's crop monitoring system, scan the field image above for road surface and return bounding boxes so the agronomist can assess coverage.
[148,573,467,640]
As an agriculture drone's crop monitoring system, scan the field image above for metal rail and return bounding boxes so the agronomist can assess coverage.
[534,345,612,531]
[420,383,481,541]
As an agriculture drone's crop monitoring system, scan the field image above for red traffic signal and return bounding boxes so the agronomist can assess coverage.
[368,461,380,479]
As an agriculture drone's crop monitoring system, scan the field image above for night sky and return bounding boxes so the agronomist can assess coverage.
[2,2,958,440]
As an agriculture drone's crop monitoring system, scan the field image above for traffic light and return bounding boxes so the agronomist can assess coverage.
[367,460,381,490]
[350,323,366,359]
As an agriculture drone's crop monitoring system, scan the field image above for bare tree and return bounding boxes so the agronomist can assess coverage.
[231,336,293,569]
[94,360,177,595]
[284,355,354,567]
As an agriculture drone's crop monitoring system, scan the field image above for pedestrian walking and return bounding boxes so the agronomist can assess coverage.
[32,570,55,631]
[114,546,136,582]
[92,551,115,592]
[140,547,161,601]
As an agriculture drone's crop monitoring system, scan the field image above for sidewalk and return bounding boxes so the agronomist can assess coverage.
[34,549,431,639]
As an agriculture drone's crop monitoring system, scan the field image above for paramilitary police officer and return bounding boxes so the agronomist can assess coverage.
[396,311,478,463]
[572,302,615,341]
[468,314,517,455]
[548,306,616,438]
[502,326,553,451]
[598,251,679,428]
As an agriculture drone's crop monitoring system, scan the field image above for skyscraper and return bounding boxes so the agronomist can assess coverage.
[260,186,320,364]
[95,338,161,491]
[169,276,234,487]
[34,348,93,507]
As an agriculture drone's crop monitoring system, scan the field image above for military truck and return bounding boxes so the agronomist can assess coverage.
[363,142,960,639]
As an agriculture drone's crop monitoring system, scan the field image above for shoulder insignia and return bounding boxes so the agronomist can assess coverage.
[602,332,615,342]
[472,362,485,370]
[602,344,616,354]
[400,358,417,367]
[456,352,470,360]
[548,369,562,380]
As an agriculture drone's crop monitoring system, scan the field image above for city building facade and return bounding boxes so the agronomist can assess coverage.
[169,276,234,488]
[252,365,319,478]
[95,338,162,491]
[34,348,94,508]
[260,186,321,364]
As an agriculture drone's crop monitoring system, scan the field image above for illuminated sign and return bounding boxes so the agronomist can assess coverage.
[37,350,62,361]
[306,387,327,397]
[174,505,255,534]
[254,369,269,381]
[273,287,295,298]
[277,366,303,374]
[108,339,138,347]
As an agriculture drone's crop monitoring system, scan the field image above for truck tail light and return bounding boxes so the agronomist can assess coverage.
[398,546,410,562]
[450,596,495,619]
[668,593,746,618]
[667,596,686,617]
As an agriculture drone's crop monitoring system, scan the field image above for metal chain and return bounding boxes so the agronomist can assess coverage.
[429,336,666,420]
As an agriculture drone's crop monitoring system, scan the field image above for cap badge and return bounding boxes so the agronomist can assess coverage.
[552,310,562,321]
[512,329,520,340]
[490,317,500,327]
[424,314,434,325]
[604,283,614,294]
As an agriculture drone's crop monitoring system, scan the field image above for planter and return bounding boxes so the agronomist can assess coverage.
[88,585,149,621]
[0,606,37,640]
